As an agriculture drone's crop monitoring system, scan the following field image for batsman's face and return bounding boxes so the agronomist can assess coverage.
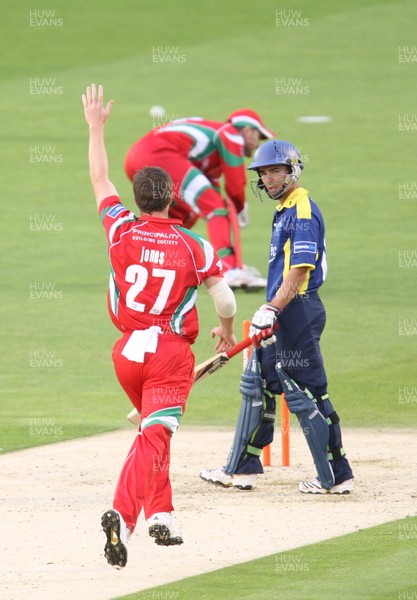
[241,127,261,157]
[259,164,290,197]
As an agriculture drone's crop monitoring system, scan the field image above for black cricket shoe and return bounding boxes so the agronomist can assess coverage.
[101,509,128,567]
[147,512,184,547]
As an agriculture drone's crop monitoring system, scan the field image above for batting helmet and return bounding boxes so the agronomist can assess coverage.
[247,140,304,200]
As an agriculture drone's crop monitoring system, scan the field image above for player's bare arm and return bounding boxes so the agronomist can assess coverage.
[204,276,237,352]
[271,266,310,310]
[82,83,117,207]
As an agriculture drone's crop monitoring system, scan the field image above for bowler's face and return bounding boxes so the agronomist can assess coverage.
[242,128,261,157]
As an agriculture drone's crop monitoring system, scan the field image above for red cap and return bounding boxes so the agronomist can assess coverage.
[227,109,275,139]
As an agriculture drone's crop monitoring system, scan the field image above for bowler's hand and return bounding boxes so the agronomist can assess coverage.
[237,202,250,228]
[82,84,113,128]
[211,326,237,353]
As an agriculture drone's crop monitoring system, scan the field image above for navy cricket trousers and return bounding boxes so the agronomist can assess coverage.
[258,292,353,484]
[261,292,328,397]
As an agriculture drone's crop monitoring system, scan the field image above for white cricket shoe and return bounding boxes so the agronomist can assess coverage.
[298,478,354,495]
[200,467,257,490]
[243,264,262,277]
[224,268,267,291]
[148,512,183,546]
[101,509,131,568]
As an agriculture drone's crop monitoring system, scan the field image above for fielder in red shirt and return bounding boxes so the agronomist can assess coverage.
[82,84,237,568]
[124,110,275,289]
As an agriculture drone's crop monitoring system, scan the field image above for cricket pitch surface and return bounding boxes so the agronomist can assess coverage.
[2,427,416,599]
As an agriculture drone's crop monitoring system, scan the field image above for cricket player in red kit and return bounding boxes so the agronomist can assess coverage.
[82,84,237,568]
[124,110,275,289]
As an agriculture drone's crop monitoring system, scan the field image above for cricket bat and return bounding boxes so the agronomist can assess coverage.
[127,335,253,424]
[193,335,252,382]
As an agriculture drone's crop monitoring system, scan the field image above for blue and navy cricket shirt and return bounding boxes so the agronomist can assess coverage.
[266,187,327,302]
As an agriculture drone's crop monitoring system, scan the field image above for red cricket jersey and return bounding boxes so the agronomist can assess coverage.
[129,118,247,211]
[99,196,223,343]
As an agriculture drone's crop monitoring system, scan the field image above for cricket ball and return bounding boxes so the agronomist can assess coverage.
[149,105,166,118]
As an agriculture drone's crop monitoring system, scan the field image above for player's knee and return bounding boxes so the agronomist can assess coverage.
[196,189,226,218]
[140,407,183,437]
[206,207,229,221]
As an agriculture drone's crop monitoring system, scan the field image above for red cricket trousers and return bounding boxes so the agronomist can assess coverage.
[111,332,194,531]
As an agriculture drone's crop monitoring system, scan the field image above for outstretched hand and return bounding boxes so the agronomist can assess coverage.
[82,84,113,128]
[211,326,237,353]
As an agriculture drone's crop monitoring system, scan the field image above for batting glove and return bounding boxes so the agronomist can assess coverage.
[237,202,250,228]
[249,304,280,348]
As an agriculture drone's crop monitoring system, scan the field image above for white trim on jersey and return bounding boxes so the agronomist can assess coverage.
[169,117,203,124]
[155,124,211,159]
[108,220,148,252]
[108,212,135,245]
[182,172,211,210]
[229,114,272,139]
[141,410,182,434]
[173,226,216,277]
[172,288,198,334]
[222,129,244,145]
[172,226,201,284]
[109,272,117,316]
[198,237,215,273]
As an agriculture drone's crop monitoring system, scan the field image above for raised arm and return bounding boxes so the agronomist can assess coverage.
[82,84,118,208]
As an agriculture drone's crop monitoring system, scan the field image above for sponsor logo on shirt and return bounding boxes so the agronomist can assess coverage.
[107,205,126,219]
[269,244,277,261]
[294,241,317,254]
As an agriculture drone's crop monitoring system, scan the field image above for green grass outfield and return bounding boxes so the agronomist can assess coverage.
[2,2,416,599]
[115,516,417,600]
[1,0,416,453]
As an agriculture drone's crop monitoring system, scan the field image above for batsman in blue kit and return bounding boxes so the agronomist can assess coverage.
[200,140,354,494]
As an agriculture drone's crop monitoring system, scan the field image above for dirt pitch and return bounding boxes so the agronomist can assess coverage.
[2,427,416,600]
